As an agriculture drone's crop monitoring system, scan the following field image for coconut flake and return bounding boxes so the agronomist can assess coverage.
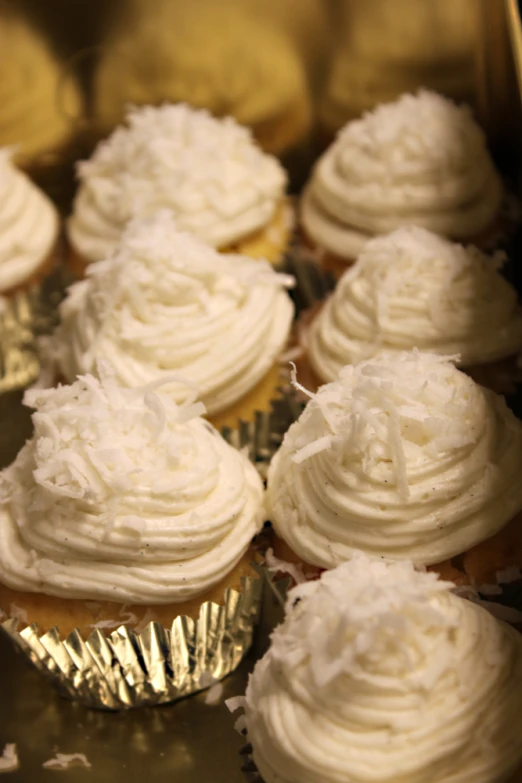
[225,696,246,713]
[265,547,307,585]
[0,744,18,772]
[496,566,521,585]
[204,682,224,705]
[42,753,91,770]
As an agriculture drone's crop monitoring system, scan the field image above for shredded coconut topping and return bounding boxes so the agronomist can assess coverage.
[54,211,294,416]
[0,367,264,604]
[268,351,522,567]
[68,103,286,262]
[244,555,522,783]
[302,91,502,259]
[308,226,522,380]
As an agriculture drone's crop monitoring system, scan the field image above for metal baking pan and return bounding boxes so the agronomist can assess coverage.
[2,0,522,780]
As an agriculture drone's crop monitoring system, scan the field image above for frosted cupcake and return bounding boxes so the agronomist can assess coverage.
[301,91,503,272]
[93,0,312,157]
[305,227,522,394]
[0,367,264,634]
[0,12,83,169]
[267,352,522,586]
[241,555,522,783]
[0,149,60,295]
[68,104,291,274]
[51,211,294,430]
[319,0,475,134]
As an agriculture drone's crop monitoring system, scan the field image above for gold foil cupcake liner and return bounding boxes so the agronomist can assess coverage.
[1,575,262,711]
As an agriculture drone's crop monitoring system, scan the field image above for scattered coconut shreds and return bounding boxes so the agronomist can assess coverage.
[0,744,19,773]
[204,682,224,706]
[225,696,245,713]
[265,547,307,585]
[199,672,217,689]
[496,566,521,585]
[87,618,120,630]
[42,753,91,770]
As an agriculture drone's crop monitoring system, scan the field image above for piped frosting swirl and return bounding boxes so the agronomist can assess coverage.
[267,352,522,567]
[0,148,58,291]
[54,211,295,415]
[0,366,264,603]
[302,91,502,259]
[244,555,522,783]
[68,103,287,263]
[308,226,522,382]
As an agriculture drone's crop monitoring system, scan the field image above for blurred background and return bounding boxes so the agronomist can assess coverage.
[0,0,520,199]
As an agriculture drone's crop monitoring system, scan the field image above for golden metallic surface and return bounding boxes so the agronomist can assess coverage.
[0,628,249,781]
[1,577,262,710]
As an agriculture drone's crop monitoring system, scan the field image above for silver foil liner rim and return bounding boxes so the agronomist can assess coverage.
[1,574,262,711]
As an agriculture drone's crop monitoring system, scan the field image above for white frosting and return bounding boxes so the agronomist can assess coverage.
[245,555,522,783]
[0,148,58,291]
[267,352,522,567]
[0,366,264,604]
[308,227,522,381]
[302,91,502,259]
[68,103,287,263]
[54,212,294,416]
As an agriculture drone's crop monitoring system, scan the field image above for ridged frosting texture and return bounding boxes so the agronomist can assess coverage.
[267,352,522,567]
[68,103,287,263]
[0,15,83,163]
[244,555,522,783]
[302,90,502,259]
[0,148,58,291]
[0,367,264,603]
[308,226,522,381]
[54,211,294,415]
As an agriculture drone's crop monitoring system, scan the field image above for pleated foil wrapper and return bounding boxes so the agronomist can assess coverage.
[1,575,263,711]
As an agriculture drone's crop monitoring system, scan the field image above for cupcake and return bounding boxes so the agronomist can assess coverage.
[0,148,60,295]
[304,226,522,395]
[51,211,294,430]
[0,366,264,706]
[68,103,291,274]
[0,11,83,169]
[241,555,522,783]
[267,352,522,592]
[301,91,503,273]
[320,0,476,135]
[93,0,312,158]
